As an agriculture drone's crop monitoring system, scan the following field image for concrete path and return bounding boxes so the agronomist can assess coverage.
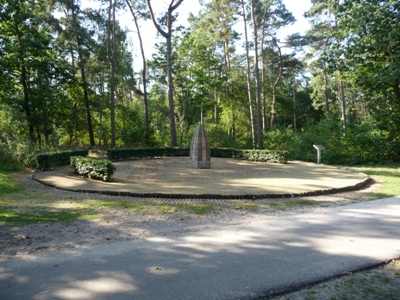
[1,196,399,300]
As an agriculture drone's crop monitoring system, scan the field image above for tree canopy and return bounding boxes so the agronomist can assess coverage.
[1,0,399,166]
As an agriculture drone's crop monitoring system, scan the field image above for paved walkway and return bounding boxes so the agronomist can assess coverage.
[2,196,400,299]
[33,157,369,199]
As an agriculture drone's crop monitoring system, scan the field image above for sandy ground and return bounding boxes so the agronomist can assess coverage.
[33,157,369,197]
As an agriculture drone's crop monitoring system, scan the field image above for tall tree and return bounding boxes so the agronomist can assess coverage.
[249,0,263,149]
[108,0,117,147]
[58,0,96,146]
[0,0,72,145]
[146,0,184,147]
[305,2,335,115]
[126,0,151,145]
[332,0,400,106]
[199,0,240,139]
[240,0,256,148]
[256,0,294,128]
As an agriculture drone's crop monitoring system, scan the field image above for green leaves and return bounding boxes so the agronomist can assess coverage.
[328,0,400,103]
[70,156,116,182]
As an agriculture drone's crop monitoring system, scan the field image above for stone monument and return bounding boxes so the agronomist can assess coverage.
[190,124,211,169]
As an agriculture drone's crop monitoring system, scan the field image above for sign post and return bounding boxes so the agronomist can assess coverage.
[313,144,325,164]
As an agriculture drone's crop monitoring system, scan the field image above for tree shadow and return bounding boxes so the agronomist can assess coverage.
[1,196,400,299]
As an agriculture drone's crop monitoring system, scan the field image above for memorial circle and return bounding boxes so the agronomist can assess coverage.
[32,157,370,199]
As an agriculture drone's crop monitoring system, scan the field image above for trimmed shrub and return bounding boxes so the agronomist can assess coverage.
[107,147,190,161]
[36,150,89,170]
[107,147,288,163]
[210,148,288,163]
[70,156,116,182]
[237,149,289,163]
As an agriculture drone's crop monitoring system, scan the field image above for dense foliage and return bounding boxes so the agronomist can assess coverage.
[1,0,399,166]
[70,156,116,182]
[37,149,89,170]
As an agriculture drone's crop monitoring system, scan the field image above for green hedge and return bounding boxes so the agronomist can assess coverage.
[36,148,288,171]
[236,149,289,163]
[107,147,288,163]
[36,150,89,170]
[70,156,116,182]
[107,147,190,160]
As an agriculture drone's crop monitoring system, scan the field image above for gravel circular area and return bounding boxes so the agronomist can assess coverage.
[32,157,370,199]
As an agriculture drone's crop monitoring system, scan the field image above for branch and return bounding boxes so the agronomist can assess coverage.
[271,36,283,88]
[146,0,168,38]
[170,0,184,12]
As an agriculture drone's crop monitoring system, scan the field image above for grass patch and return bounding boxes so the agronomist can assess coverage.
[76,199,215,215]
[284,259,400,300]
[0,207,89,226]
[233,203,259,211]
[0,172,24,194]
[350,166,400,200]
[91,199,148,211]
[268,199,321,210]
[0,162,24,193]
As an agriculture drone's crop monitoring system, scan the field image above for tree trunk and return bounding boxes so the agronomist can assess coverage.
[270,39,284,128]
[166,14,177,146]
[394,80,400,106]
[323,63,330,114]
[21,66,36,144]
[15,22,36,143]
[108,0,117,148]
[293,79,297,130]
[241,0,255,149]
[71,0,95,147]
[338,73,346,131]
[146,0,182,147]
[250,0,263,150]
[126,0,150,145]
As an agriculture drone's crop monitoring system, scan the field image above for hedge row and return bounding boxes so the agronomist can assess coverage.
[107,147,189,160]
[36,148,288,170]
[70,156,116,182]
[108,148,288,163]
[231,149,288,164]
[36,150,89,170]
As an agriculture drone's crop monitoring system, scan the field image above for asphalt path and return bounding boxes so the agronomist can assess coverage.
[1,196,400,300]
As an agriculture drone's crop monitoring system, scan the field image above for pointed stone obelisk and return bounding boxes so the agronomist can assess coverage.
[190,124,211,169]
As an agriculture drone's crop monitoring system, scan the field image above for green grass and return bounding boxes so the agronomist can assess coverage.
[0,192,217,227]
[277,260,400,300]
[85,199,215,215]
[2,209,74,225]
[268,199,323,210]
[232,203,259,211]
[350,166,400,200]
[0,172,24,194]
[0,206,96,226]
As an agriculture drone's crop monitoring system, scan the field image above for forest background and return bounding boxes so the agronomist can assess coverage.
[0,0,399,168]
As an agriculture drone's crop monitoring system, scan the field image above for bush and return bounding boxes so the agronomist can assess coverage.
[0,140,44,168]
[107,147,288,163]
[107,147,190,161]
[237,149,289,164]
[36,150,89,170]
[70,156,116,182]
